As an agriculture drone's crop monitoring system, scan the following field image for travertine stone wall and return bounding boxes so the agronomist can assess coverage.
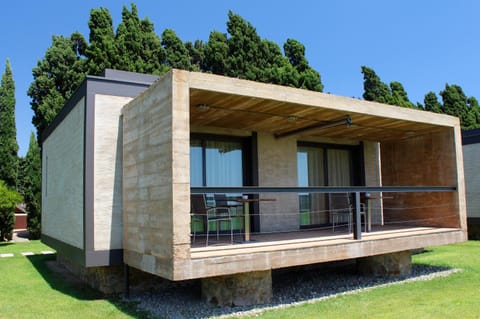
[463,144,480,218]
[42,98,85,249]
[122,70,190,280]
[257,132,299,232]
[201,270,272,306]
[94,94,133,251]
[363,141,383,225]
[381,129,461,228]
[357,250,412,276]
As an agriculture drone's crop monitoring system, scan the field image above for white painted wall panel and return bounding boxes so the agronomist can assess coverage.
[463,144,480,218]
[42,98,85,249]
[93,94,133,250]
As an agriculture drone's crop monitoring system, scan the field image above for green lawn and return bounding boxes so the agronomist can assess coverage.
[0,241,150,319]
[246,241,480,319]
[1,241,479,319]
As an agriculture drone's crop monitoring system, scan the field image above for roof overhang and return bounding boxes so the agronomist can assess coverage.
[185,71,459,142]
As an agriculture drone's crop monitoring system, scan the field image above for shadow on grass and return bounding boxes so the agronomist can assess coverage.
[0,242,16,248]
[26,254,151,318]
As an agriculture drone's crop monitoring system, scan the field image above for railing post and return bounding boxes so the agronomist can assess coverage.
[354,192,362,240]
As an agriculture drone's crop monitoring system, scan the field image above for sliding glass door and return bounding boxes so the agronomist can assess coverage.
[297,143,360,227]
[190,135,247,232]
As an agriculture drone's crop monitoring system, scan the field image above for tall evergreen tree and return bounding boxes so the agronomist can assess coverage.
[203,30,229,75]
[185,40,205,72]
[162,29,192,70]
[440,84,477,129]
[424,91,443,113]
[28,34,87,140]
[390,81,415,108]
[18,133,42,239]
[361,66,393,104]
[28,6,325,141]
[0,60,19,189]
[86,7,116,75]
[467,96,480,128]
[114,4,166,74]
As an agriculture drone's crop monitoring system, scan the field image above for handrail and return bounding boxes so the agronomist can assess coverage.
[191,186,456,194]
[190,185,457,240]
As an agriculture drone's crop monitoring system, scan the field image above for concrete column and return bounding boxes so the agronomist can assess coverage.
[357,250,412,276]
[201,270,272,306]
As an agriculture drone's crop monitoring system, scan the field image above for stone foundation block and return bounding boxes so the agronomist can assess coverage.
[201,270,272,307]
[357,250,412,276]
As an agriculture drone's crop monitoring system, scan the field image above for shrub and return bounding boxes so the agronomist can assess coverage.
[0,180,23,241]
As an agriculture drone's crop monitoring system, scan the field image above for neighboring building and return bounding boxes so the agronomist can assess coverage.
[14,204,27,230]
[42,69,467,305]
[462,128,480,239]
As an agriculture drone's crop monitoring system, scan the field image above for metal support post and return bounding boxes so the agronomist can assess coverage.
[354,192,362,240]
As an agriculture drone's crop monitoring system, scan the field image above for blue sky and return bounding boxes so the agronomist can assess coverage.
[1,0,479,156]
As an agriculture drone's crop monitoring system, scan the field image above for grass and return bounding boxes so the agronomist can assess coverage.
[0,240,150,319]
[246,241,480,319]
[1,241,479,319]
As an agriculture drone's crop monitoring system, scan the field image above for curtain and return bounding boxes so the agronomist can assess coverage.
[327,149,352,186]
[205,140,243,187]
[190,139,203,187]
[298,146,327,225]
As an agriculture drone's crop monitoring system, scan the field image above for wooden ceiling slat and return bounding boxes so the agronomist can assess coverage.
[189,89,445,141]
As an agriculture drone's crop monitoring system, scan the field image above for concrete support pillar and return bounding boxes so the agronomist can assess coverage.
[357,250,412,276]
[201,270,272,306]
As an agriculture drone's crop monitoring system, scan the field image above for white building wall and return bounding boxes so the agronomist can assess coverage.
[463,144,480,218]
[93,94,133,250]
[42,98,85,249]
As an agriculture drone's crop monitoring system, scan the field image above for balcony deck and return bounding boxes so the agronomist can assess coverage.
[190,225,462,259]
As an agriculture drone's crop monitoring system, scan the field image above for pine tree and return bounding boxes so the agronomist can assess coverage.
[0,60,19,189]
[203,30,229,75]
[390,81,415,108]
[361,66,393,104]
[114,4,166,74]
[162,29,192,70]
[28,34,87,140]
[86,7,116,75]
[18,133,42,239]
[440,84,477,129]
[424,91,443,113]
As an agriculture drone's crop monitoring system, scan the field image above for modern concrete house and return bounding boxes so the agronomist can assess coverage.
[42,69,467,305]
[462,128,480,239]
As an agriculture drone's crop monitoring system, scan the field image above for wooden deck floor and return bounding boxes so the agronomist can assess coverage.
[190,225,461,259]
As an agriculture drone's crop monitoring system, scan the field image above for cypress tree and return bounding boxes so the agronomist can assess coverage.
[390,81,415,108]
[0,60,19,189]
[440,84,476,129]
[361,66,393,104]
[162,29,192,70]
[86,7,116,75]
[28,34,87,140]
[18,133,42,239]
[424,91,443,113]
[115,4,166,74]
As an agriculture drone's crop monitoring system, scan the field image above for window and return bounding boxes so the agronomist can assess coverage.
[190,137,245,187]
[297,142,361,227]
[190,135,249,233]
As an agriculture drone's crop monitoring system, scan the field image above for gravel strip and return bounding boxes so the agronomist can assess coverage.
[127,264,461,319]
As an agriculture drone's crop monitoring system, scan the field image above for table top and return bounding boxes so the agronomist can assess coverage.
[232,198,276,203]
